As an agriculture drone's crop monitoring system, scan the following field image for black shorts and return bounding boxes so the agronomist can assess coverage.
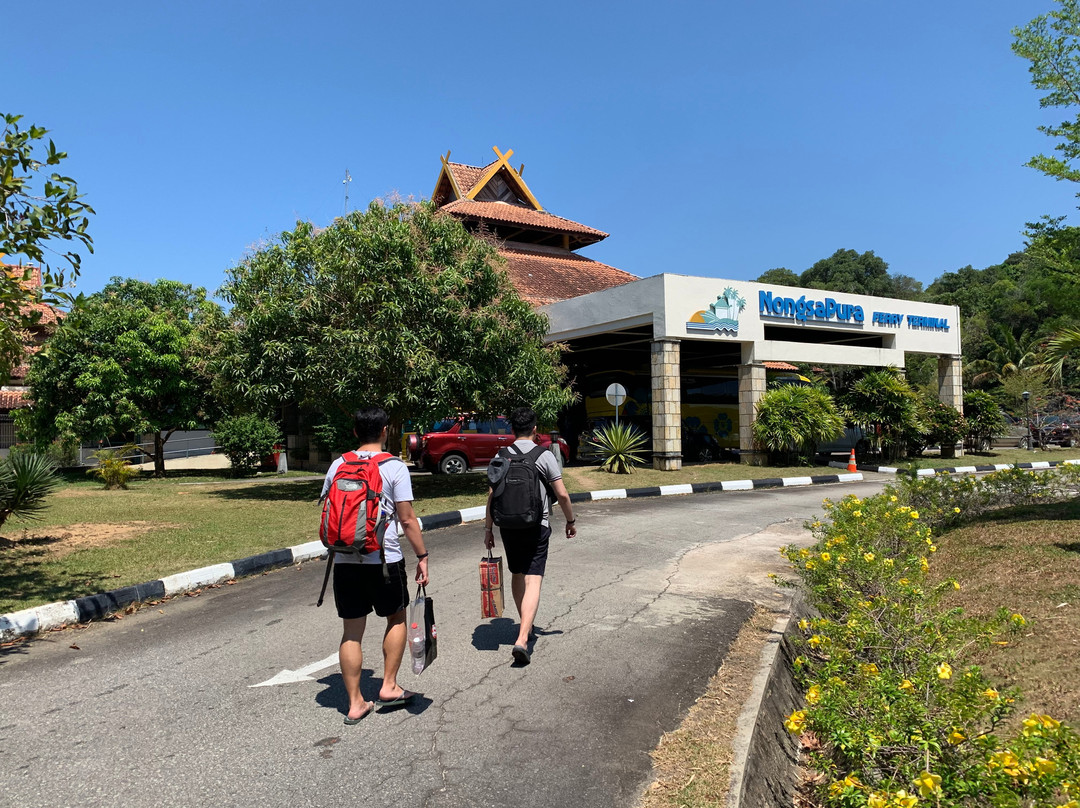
[499,523,551,576]
[332,559,409,619]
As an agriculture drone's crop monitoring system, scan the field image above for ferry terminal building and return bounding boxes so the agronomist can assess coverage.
[435,148,963,470]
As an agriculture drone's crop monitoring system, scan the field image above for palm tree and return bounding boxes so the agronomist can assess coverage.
[967,324,1040,387]
[1041,325,1080,382]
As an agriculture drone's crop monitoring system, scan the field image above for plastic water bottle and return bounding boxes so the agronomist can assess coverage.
[409,618,426,674]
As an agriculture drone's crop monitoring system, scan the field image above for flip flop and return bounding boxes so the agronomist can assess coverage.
[343,703,375,725]
[512,645,531,665]
[376,689,418,708]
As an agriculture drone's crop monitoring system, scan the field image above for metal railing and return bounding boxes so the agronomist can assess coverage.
[81,432,218,465]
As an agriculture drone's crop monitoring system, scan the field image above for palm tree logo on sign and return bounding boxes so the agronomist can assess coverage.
[686,287,746,336]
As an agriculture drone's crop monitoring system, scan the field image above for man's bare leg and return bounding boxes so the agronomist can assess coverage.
[378,610,408,701]
[340,617,374,720]
[511,573,543,648]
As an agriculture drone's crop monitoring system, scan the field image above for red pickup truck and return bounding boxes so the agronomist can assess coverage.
[409,416,570,474]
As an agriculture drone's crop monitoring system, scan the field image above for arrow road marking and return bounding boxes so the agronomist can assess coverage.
[249,652,340,687]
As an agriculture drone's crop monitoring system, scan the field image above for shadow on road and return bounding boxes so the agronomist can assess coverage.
[315,670,434,716]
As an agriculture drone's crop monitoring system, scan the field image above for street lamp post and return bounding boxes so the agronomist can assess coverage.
[1022,391,1032,451]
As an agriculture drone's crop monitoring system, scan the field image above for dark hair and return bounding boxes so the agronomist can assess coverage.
[509,407,537,437]
[353,406,389,444]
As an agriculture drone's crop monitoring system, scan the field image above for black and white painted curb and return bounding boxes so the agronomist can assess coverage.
[828,457,1080,476]
[0,471,863,642]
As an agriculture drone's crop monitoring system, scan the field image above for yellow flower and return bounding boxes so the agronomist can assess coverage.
[893,789,919,808]
[808,635,823,647]
[914,770,941,797]
[820,552,831,562]
[1035,757,1057,775]
[806,684,821,704]
[798,619,809,631]
[1041,714,1062,729]
[947,729,965,745]
[910,510,920,519]
[863,552,875,562]
[838,554,849,564]
[890,495,898,502]
[937,662,952,679]
[784,709,806,733]
[867,793,887,808]
[953,507,961,513]
[860,663,879,676]
[793,655,806,668]
[929,544,937,553]
[883,558,894,568]
[920,557,929,572]
[1054,800,1079,808]
[1011,613,1027,627]
[899,679,915,692]
[952,581,961,590]
[805,560,816,570]
[853,510,862,518]
[983,688,999,700]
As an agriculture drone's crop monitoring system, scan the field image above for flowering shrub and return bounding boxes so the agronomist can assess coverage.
[780,469,1080,806]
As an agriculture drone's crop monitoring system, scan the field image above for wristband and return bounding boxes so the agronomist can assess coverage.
[416,552,429,560]
[567,519,576,525]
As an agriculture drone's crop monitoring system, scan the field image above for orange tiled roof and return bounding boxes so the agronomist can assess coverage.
[441,199,608,241]
[445,161,493,197]
[763,361,800,371]
[3,264,60,326]
[0,389,29,410]
[498,244,637,306]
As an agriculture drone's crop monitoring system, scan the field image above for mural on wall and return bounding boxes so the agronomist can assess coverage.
[686,287,746,336]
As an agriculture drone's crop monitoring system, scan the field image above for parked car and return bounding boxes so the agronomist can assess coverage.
[410,416,569,474]
[1017,416,1075,449]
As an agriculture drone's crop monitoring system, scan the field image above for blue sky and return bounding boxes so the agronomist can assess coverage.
[5,0,1077,299]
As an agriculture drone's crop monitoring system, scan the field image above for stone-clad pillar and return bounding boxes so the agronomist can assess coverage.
[650,339,682,471]
[738,362,768,466]
[938,354,965,457]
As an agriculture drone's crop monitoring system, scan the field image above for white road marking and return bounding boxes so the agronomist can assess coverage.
[249,652,340,687]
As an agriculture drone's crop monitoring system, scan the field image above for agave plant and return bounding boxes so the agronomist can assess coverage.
[0,451,60,532]
[587,423,648,474]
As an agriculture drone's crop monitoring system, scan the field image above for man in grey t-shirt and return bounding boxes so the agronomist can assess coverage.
[484,407,577,666]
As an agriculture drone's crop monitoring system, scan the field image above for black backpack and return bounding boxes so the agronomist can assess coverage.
[488,444,551,528]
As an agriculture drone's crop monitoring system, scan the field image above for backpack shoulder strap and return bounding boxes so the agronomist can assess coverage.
[509,444,524,456]
[340,451,361,464]
[373,452,396,465]
[525,444,547,462]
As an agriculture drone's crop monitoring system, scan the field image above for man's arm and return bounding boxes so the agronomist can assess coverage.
[395,500,428,586]
[550,478,576,539]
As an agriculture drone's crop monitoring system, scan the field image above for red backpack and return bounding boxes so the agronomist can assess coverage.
[316,451,395,606]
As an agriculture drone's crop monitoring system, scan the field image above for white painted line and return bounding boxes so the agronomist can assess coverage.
[835,473,863,482]
[1065,459,1080,465]
[590,489,627,500]
[0,607,42,641]
[291,540,326,563]
[659,484,693,496]
[250,652,340,687]
[1030,461,1051,469]
[160,563,235,597]
[721,480,753,491]
[952,466,977,473]
[459,506,487,523]
[36,600,80,632]
[781,476,813,487]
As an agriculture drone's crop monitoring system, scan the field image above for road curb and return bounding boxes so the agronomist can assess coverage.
[0,470,865,642]
[728,600,807,808]
[827,457,1080,476]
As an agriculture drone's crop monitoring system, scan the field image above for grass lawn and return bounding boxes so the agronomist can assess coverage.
[933,497,1080,729]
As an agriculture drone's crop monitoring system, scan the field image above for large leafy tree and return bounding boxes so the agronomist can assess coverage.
[1013,0,1080,192]
[215,200,573,436]
[25,278,223,476]
[800,248,923,300]
[1,113,94,380]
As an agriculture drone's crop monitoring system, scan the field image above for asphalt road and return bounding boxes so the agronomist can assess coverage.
[0,481,885,808]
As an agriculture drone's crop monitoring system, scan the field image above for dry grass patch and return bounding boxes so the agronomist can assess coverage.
[933,498,1080,728]
[3,522,180,559]
[639,608,779,808]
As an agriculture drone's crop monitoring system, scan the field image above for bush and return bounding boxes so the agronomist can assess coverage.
[586,423,648,474]
[919,397,968,458]
[0,451,60,532]
[780,466,1080,807]
[753,384,845,464]
[843,368,920,463]
[87,445,140,489]
[212,414,281,475]
[964,390,1006,451]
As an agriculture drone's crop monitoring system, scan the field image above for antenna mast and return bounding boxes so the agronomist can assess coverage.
[342,168,353,214]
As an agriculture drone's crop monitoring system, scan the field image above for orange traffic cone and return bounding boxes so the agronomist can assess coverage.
[847,448,857,473]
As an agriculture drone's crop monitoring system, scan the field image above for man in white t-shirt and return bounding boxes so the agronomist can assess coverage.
[484,407,576,666]
[321,406,429,724]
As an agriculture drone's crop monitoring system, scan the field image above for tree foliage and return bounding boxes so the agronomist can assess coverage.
[752,384,845,464]
[215,201,574,431]
[1013,0,1080,191]
[1,113,94,381]
[25,278,223,476]
[842,368,920,463]
[212,414,281,476]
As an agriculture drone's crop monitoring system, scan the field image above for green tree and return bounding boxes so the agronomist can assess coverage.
[212,414,281,476]
[1042,324,1080,380]
[963,390,1007,451]
[25,278,223,476]
[1,113,94,380]
[842,368,920,462]
[215,200,573,434]
[752,384,845,465]
[967,323,1042,387]
[1013,1,1080,192]
[755,267,800,286]
[800,249,923,300]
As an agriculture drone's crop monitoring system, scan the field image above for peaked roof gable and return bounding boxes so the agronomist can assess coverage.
[432,146,543,211]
